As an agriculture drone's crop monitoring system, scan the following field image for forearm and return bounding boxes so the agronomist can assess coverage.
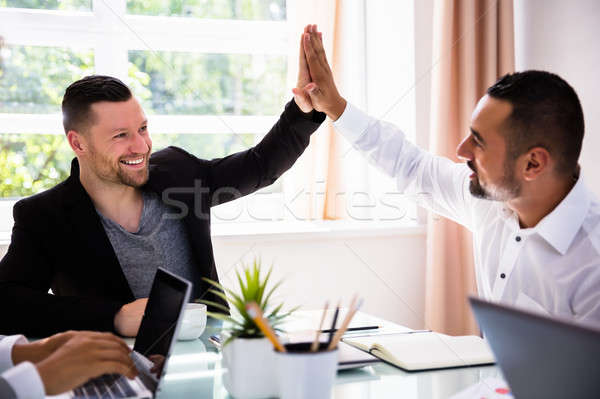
[333,102,475,227]
[207,98,325,205]
[333,102,426,186]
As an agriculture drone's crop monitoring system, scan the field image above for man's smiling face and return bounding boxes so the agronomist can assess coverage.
[456,94,521,201]
[81,97,152,188]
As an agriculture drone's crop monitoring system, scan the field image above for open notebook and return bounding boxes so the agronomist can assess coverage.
[342,332,495,371]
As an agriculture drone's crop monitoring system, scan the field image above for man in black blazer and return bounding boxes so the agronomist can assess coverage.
[0,74,325,337]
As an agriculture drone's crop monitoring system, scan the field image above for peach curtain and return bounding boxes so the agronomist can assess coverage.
[286,0,346,221]
[426,0,515,335]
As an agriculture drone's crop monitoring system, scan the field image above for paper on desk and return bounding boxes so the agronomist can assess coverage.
[449,377,513,399]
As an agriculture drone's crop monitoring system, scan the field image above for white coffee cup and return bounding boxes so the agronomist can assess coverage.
[177,303,207,341]
[275,342,338,399]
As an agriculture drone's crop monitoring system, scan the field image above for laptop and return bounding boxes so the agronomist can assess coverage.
[56,268,191,398]
[469,296,600,399]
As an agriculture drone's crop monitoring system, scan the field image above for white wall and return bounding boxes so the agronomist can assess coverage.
[0,227,427,329]
[212,228,426,329]
[0,0,434,330]
[514,0,600,196]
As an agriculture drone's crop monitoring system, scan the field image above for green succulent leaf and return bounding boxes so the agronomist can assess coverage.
[203,257,299,342]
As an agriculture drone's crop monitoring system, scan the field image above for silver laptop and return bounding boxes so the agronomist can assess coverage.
[469,296,600,399]
[56,268,191,398]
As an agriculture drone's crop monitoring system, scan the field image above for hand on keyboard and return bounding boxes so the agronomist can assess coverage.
[35,332,138,395]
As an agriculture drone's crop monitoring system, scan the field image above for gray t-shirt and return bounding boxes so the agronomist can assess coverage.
[97,191,202,299]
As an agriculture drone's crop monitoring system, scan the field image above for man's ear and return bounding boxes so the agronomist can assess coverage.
[522,147,551,181]
[67,130,86,155]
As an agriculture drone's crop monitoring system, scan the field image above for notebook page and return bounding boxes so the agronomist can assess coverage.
[344,332,495,370]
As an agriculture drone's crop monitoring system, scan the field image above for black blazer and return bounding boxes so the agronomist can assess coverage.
[0,100,325,336]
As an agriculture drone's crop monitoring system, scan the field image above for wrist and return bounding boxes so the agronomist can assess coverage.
[326,97,347,121]
[12,341,47,365]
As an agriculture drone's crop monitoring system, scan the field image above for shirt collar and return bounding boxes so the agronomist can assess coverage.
[531,173,591,255]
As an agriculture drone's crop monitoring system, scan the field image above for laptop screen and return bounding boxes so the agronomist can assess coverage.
[133,268,191,392]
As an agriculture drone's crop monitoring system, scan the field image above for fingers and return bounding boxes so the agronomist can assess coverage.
[303,34,327,83]
[299,33,309,77]
[292,88,313,113]
[71,332,132,353]
[309,29,328,66]
[90,336,132,353]
[93,348,135,368]
[303,32,318,66]
[96,333,132,353]
[96,360,138,380]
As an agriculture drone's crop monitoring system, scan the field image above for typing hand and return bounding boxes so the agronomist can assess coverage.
[292,24,316,113]
[35,332,138,395]
[12,330,80,365]
[302,25,347,121]
[114,298,148,337]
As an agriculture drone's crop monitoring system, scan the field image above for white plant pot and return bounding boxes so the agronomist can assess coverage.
[222,337,277,398]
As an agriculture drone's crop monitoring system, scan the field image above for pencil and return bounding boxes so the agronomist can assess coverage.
[327,302,340,346]
[246,302,286,353]
[311,301,329,352]
[320,325,380,334]
[328,298,364,350]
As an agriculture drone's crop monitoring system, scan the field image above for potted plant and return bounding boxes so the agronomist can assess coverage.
[202,258,297,399]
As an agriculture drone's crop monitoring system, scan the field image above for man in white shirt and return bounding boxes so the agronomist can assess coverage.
[293,25,600,326]
[0,331,136,398]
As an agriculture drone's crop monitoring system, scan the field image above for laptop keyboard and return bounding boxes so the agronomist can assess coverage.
[72,373,137,398]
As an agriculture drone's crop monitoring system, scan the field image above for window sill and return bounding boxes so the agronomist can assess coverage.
[210,219,426,242]
[0,220,426,247]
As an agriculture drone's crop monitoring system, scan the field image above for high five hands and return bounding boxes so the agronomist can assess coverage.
[292,24,347,121]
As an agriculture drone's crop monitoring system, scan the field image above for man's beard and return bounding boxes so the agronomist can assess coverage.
[468,160,521,201]
[89,146,149,188]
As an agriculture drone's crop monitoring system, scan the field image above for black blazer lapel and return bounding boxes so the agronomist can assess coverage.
[60,159,134,301]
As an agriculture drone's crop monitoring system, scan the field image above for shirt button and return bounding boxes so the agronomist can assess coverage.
[500,273,506,279]
[515,236,521,242]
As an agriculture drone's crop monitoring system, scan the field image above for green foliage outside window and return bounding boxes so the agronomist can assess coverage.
[0,0,90,11]
[0,5,287,199]
[127,0,285,20]
[129,51,286,116]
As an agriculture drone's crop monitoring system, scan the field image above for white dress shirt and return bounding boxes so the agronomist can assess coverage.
[334,102,600,327]
[0,335,46,399]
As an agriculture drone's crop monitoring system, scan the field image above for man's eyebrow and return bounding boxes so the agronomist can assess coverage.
[111,120,147,132]
[470,128,485,144]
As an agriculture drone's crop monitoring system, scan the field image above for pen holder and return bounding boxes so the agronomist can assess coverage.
[274,342,338,399]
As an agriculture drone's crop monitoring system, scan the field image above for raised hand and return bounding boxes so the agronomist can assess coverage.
[292,24,316,113]
[302,25,347,120]
[35,331,137,395]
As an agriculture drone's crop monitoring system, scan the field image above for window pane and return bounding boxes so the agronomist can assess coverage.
[128,51,286,116]
[0,134,72,198]
[151,132,254,159]
[127,0,285,20]
[0,0,91,11]
[151,133,281,193]
[0,45,94,113]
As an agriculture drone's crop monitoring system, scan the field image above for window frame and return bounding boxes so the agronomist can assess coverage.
[0,0,424,236]
[0,0,291,229]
